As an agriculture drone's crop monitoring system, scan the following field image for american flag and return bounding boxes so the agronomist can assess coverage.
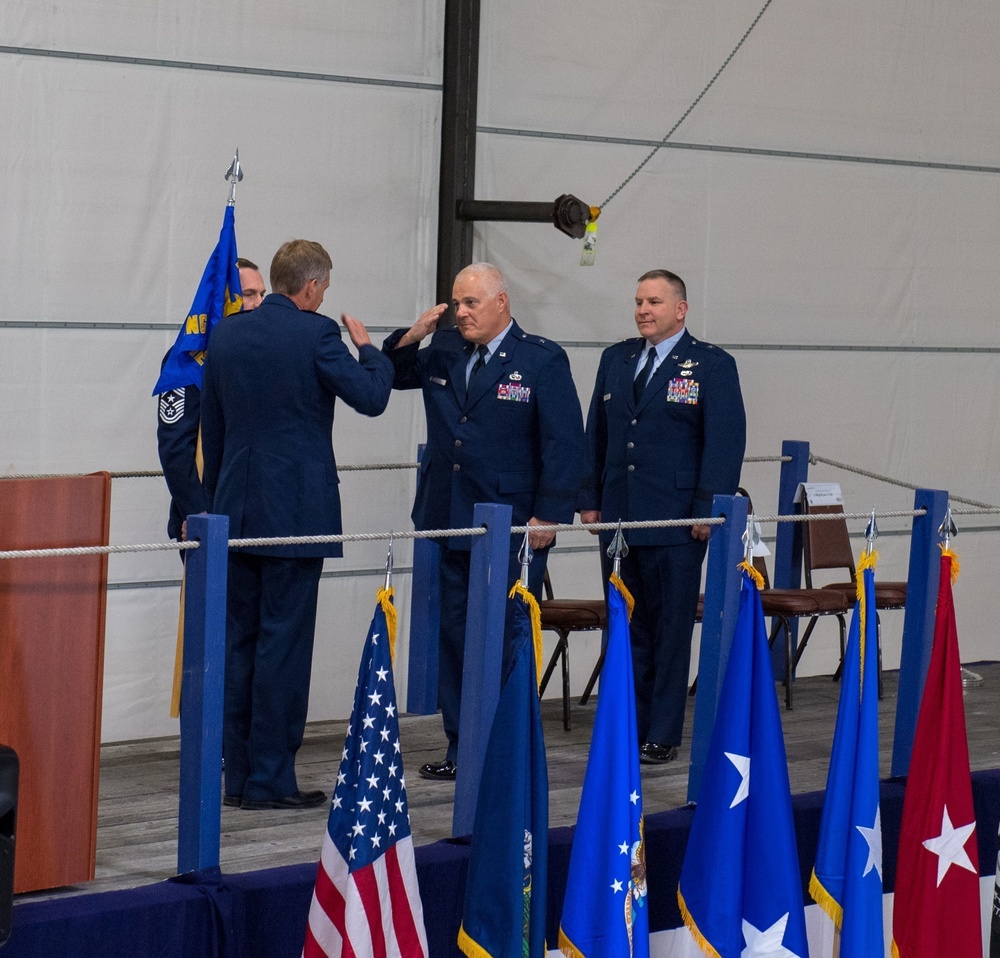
[303,590,428,958]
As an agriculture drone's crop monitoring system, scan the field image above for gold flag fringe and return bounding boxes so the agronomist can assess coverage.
[737,558,764,590]
[508,581,544,693]
[377,586,397,663]
[808,869,844,929]
[457,924,494,958]
[557,928,585,958]
[940,546,960,583]
[677,890,724,958]
[610,573,635,620]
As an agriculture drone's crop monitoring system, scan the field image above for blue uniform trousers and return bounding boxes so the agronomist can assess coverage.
[223,553,324,801]
[438,544,548,762]
[602,539,706,747]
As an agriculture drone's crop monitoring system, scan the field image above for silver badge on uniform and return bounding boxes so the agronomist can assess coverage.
[509,371,522,381]
[159,388,185,424]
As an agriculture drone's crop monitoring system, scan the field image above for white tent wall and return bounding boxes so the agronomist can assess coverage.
[3,0,999,742]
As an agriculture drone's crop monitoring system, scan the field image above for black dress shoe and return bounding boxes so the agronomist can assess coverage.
[222,794,241,808]
[241,789,327,810]
[639,743,679,765]
[418,759,457,781]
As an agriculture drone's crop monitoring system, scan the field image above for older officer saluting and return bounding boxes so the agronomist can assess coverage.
[384,262,585,780]
[580,269,746,765]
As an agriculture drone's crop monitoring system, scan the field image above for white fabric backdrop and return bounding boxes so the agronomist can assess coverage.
[1,0,998,743]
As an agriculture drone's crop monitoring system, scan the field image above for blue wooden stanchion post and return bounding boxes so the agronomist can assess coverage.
[771,439,810,677]
[891,488,949,777]
[453,502,512,838]
[177,512,229,874]
[406,445,440,715]
[688,494,748,804]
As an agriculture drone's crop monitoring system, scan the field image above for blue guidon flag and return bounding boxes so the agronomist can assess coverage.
[559,573,648,958]
[153,204,243,396]
[678,566,809,958]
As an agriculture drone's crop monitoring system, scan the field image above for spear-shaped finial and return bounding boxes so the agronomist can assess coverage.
[383,531,394,591]
[864,506,879,556]
[938,507,957,550]
[742,511,760,565]
[607,520,628,578]
[225,148,243,206]
[518,531,534,588]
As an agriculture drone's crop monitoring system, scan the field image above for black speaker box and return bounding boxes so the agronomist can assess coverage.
[0,745,18,947]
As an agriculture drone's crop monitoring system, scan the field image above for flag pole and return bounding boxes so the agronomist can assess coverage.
[169,151,243,718]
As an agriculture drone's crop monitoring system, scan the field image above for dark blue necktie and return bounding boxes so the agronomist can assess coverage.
[633,348,656,403]
[466,344,489,400]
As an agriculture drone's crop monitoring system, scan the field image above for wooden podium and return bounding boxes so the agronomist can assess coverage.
[0,473,111,892]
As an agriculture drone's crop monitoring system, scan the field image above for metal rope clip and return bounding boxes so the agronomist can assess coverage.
[225,148,243,206]
[518,530,534,588]
[937,506,957,549]
[383,531,394,591]
[607,520,628,578]
[742,511,760,565]
[864,506,879,556]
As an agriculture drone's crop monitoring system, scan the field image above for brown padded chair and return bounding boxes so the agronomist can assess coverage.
[687,553,851,709]
[802,501,907,696]
[538,568,607,731]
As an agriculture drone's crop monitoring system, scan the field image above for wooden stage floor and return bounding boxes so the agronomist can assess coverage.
[18,662,1000,902]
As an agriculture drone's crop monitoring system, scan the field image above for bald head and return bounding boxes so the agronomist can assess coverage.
[452,262,511,345]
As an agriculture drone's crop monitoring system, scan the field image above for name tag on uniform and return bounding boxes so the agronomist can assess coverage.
[430,376,447,386]
[497,382,531,402]
[667,378,699,404]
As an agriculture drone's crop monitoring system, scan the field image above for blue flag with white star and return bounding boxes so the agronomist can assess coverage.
[810,559,884,955]
[558,574,648,958]
[153,204,242,395]
[678,570,809,958]
[458,585,549,958]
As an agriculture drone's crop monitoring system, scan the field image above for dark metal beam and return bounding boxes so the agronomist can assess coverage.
[436,0,481,312]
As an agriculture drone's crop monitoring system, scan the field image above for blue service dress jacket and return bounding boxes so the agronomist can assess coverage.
[157,378,207,541]
[201,293,394,558]
[383,320,585,547]
[580,329,746,546]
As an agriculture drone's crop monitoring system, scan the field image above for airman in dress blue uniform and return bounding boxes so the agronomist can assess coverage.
[581,269,746,764]
[201,240,393,809]
[384,263,585,780]
[157,259,265,542]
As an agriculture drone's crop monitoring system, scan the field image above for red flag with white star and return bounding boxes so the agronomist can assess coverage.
[891,550,982,958]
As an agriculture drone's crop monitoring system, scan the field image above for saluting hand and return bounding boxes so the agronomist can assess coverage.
[341,314,373,349]
[395,303,449,348]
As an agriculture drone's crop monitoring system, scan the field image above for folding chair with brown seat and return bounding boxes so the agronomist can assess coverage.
[802,501,907,696]
[687,553,851,709]
[687,489,852,709]
[538,569,607,731]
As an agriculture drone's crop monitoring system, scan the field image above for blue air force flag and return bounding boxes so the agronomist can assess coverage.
[678,570,809,958]
[559,574,648,958]
[458,584,549,958]
[810,559,883,955]
[153,204,242,395]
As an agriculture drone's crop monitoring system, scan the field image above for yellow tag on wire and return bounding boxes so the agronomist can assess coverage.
[580,220,598,266]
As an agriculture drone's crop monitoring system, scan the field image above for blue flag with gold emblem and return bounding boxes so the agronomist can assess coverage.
[678,570,809,958]
[458,584,548,958]
[558,574,648,958]
[153,204,242,395]
[810,558,883,955]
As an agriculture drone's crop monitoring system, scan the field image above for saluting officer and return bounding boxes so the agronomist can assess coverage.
[580,269,746,765]
[384,262,585,780]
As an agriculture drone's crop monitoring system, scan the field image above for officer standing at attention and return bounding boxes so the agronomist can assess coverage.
[384,262,585,780]
[580,269,746,764]
[157,258,266,542]
[201,240,394,809]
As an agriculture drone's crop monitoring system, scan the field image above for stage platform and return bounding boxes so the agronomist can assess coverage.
[7,663,1000,956]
